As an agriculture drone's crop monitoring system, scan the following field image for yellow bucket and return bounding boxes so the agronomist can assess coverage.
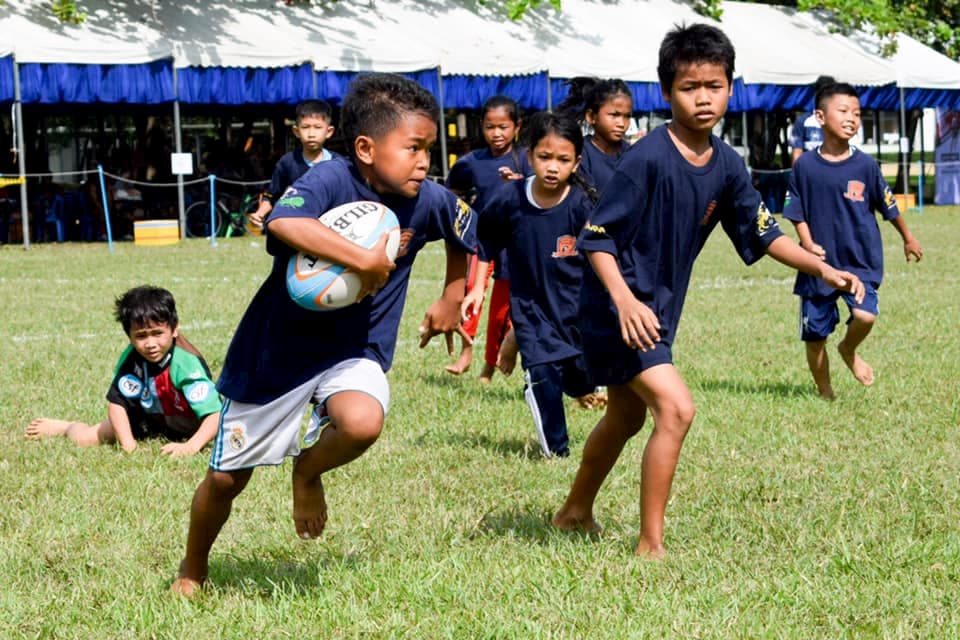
[134,219,179,246]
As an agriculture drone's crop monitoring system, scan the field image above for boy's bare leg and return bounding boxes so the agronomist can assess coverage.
[837,310,876,386]
[553,383,647,535]
[25,418,114,446]
[444,339,473,376]
[626,364,695,559]
[291,391,384,539]
[804,340,835,400]
[172,467,254,596]
[479,362,497,383]
[496,326,518,376]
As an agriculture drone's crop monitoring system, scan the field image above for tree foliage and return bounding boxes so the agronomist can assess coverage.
[47,0,960,59]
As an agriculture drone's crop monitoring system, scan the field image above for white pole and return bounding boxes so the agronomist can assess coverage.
[173,66,186,239]
[437,66,449,179]
[899,86,909,202]
[13,60,29,249]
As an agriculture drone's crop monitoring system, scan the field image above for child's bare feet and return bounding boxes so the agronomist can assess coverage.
[24,418,71,439]
[817,387,836,401]
[496,329,518,376]
[837,341,874,386]
[444,345,473,376]
[170,576,203,598]
[551,509,602,535]
[635,538,667,559]
[575,390,608,410]
[292,473,328,540]
[479,362,496,383]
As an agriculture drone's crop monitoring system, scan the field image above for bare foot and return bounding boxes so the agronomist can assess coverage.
[635,538,667,559]
[817,387,836,401]
[496,329,518,376]
[479,362,496,384]
[837,341,875,386]
[444,347,473,376]
[551,509,602,536]
[170,576,203,598]
[292,473,328,540]
[575,391,608,410]
[24,418,71,439]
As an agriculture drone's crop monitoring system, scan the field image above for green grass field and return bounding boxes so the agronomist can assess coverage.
[2,208,959,639]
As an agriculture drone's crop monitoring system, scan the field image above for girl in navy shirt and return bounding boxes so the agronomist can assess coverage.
[476,112,596,458]
[445,95,531,380]
[557,77,633,193]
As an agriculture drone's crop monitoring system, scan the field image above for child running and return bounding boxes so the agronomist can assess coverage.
[551,24,866,558]
[171,73,476,596]
[474,111,597,458]
[557,76,634,193]
[25,285,221,457]
[783,81,923,399]
[249,99,338,228]
[443,95,531,379]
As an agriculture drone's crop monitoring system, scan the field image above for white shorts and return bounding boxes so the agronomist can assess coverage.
[209,358,390,472]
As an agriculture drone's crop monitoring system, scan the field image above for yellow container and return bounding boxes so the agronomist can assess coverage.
[894,193,916,210]
[134,219,179,246]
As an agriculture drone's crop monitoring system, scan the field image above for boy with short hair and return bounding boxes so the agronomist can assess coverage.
[172,73,476,596]
[783,81,922,399]
[249,99,337,228]
[25,285,221,457]
[551,24,866,558]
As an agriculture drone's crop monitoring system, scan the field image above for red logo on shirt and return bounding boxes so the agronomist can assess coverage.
[551,235,578,258]
[844,181,866,202]
[701,200,718,225]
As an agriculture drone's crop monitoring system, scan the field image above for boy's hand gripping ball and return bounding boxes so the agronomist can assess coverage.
[286,201,401,311]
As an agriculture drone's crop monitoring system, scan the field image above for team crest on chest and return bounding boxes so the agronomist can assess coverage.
[551,235,578,258]
[844,180,866,202]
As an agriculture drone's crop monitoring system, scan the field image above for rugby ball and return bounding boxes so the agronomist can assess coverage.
[286,201,401,311]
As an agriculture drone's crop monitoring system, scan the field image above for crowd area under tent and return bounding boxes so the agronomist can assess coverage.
[1,0,959,248]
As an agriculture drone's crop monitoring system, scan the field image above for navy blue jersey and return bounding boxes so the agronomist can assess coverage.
[263,148,336,205]
[783,148,899,296]
[446,147,532,280]
[578,125,783,349]
[789,113,823,153]
[579,135,626,193]
[478,178,592,367]
[218,156,477,404]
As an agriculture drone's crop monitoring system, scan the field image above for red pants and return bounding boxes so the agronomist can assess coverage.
[484,277,511,368]
[461,254,489,338]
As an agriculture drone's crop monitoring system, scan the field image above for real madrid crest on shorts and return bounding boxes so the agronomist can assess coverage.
[226,422,247,451]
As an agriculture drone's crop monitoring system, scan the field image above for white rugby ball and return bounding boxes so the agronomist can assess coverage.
[286,201,401,311]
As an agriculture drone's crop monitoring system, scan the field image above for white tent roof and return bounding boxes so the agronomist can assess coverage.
[837,24,960,90]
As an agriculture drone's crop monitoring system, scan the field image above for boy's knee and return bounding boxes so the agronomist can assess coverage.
[340,413,383,448]
[206,470,250,500]
[656,397,696,435]
[328,392,385,447]
[850,309,877,327]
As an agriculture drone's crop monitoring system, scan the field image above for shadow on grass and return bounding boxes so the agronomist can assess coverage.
[470,507,633,551]
[694,378,815,398]
[420,432,543,460]
[416,371,522,403]
[203,551,369,597]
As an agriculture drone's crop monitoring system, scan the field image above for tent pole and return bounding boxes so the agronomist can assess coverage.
[741,111,750,168]
[13,60,29,249]
[899,86,909,202]
[546,72,552,111]
[875,110,881,159]
[437,66,449,179]
[173,65,186,239]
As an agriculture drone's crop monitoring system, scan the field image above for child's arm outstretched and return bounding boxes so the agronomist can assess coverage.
[889,216,923,262]
[161,412,219,458]
[764,236,865,302]
[587,251,661,351]
[460,259,489,323]
[420,242,472,354]
[108,402,138,453]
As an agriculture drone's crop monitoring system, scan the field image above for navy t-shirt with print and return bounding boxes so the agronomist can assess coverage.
[263,148,336,206]
[578,135,626,194]
[783,148,899,297]
[218,156,477,404]
[478,178,592,368]
[578,124,784,352]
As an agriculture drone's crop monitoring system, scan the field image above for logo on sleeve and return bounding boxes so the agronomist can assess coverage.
[755,201,777,235]
[883,186,897,209]
[185,381,211,404]
[584,222,606,235]
[453,197,473,240]
[551,235,579,258]
[118,375,143,398]
[844,181,866,202]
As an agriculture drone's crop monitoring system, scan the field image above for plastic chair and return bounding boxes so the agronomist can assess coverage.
[40,195,66,243]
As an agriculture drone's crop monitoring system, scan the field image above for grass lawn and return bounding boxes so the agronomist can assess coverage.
[2,207,958,639]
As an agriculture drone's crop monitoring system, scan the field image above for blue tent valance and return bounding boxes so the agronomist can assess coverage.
[19,60,174,104]
[442,73,548,111]
[177,64,314,105]
[0,56,13,103]
[314,69,440,106]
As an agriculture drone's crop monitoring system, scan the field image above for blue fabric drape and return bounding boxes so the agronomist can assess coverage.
[442,73,548,110]
[0,56,13,103]
[313,68,440,105]
[19,60,174,104]
[177,64,314,104]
